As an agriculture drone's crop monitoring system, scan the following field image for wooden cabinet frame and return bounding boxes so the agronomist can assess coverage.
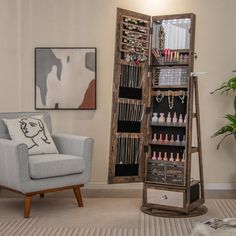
[109,8,207,216]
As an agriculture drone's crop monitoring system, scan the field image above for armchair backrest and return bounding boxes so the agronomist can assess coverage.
[0,112,52,139]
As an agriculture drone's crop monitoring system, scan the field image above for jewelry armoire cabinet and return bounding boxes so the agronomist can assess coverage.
[109,8,207,216]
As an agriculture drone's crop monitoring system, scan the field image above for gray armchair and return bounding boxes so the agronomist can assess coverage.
[0,112,93,218]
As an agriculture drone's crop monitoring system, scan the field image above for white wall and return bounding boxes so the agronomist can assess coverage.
[0,0,236,186]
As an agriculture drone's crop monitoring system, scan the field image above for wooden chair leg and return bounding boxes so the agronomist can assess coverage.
[40,193,44,198]
[24,196,32,218]
[73,187,83,207]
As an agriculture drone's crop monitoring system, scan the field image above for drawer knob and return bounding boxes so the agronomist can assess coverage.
[161,194,168,200]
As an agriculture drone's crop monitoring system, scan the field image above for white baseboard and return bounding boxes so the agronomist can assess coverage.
[85,182,236,190]
[205,183,236,190]
[84,182,143,190]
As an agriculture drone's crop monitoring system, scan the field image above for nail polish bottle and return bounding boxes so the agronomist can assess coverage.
[181,152,185,162]
[163,152,168,161]
[169,153,174,161]
[182,135,186,143]
[170,51,173,62]
[152,113,158,123]
[166,112,171,123]
[176,52,180,62]
[158,133,163,142]
[164,134,169,142]
[176,134,180,142]
[157,152,162,160]
[174,51,177,62]
[172,112,178,123]
[184,54,188,63]
[152,133,157,144]
[168,49,171,62]
[170,134,174,142]
[159,113,165,122]
[164,49,168,62]
[178,114,183,123]
[152,151,157,160]
[184,114,187,123]
[176,153,180,162]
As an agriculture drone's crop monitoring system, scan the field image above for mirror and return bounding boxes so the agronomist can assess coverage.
[152,18,191,50]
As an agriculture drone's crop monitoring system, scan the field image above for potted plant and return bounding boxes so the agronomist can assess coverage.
[211,73,236,149]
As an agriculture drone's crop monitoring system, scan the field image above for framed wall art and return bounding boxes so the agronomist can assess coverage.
[35,47,96,110]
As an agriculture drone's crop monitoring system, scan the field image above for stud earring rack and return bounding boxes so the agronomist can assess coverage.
[109,8,206,217]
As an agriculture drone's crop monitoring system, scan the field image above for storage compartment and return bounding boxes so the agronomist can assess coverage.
[147,160,185,186]
[146,182,200,208]
[117,121,141,133]
[119,87,142,99]
[147,188,184,208]
[115,164,139,176]
[109,8,205,217]
[190,182,200,203]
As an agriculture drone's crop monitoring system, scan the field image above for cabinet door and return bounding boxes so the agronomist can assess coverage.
[108,8,151,184]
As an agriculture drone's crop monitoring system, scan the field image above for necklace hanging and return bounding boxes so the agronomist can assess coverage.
[179,90,185,104]
[168,90,174,109]
[156,91,164,103]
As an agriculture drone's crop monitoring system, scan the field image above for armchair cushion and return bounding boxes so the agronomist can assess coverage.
[29,154,85,179]
[3,115,58,155]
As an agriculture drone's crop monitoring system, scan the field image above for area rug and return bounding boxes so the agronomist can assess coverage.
[0,199,235,236]
[0,219,138,236]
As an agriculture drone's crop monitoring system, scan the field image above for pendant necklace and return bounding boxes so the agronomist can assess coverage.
[179,90,185,104]
[168,90,174,109]
[156,91,164,103]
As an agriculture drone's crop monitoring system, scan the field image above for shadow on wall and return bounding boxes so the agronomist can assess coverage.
[71,111,96,121]
[50,110,96,121]
[222,137,236,157]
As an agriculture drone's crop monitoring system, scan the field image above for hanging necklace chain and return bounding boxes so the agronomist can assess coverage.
[168,90,174,109]
[156,91,164,103]
[178,90,185,104]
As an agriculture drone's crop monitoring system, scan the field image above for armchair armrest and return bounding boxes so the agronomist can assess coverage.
[0,138,29,192]
[52,134,94,179]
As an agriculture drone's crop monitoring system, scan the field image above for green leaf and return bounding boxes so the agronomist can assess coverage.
[234,96,236,113]
[228,77,236,89]
[233,126,236,134]
[216,133,232,149]
[210,84,228,94]
[211,77,236,95]
[211,72,236,148]
[225,114,236,124]
[212,125,234,138]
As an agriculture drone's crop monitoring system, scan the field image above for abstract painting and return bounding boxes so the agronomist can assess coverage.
[35,47,96,110]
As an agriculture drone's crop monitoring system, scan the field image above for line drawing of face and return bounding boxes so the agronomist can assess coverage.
[20,117,43,138]
[19,117,50,149]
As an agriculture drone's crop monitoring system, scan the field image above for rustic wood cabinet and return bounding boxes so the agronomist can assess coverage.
[109,8,207,216]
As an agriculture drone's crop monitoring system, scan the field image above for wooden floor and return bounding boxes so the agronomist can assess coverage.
[0,188,236,199]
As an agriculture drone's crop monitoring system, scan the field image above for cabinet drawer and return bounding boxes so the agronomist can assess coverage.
[148,164,165,173]
[147,172,165,183]
[166,164,184,175]
[147,188,184,208]
[166,174,184,185]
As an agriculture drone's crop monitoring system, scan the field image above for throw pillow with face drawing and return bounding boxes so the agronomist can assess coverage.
[3,115,58,155]
[19,117,51,150]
